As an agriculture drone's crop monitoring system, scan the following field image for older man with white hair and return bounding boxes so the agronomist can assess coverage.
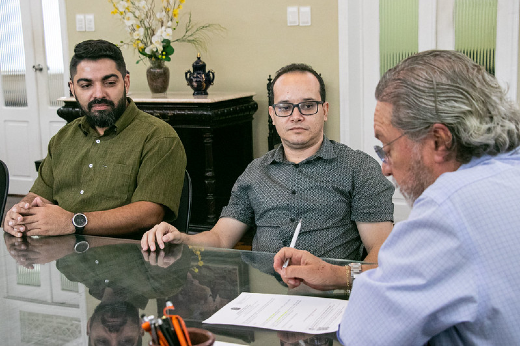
[274,50,520,345]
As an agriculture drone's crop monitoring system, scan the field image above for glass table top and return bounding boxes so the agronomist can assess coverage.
[0,231,352,346]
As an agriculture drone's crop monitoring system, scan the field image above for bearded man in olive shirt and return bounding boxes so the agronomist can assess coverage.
[3,40,186,239]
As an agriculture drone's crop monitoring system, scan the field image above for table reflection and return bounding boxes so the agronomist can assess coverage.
[1,232,347,345]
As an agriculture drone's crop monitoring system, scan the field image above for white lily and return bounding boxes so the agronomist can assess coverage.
[124,13,136,26]
[162,27,173,40]
[136,0,148,11]
[156,10,166,20]
[116,1,128,12]
[133,27,145,40]
[145,45,154,55]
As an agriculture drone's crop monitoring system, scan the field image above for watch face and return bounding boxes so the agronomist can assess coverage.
[349,263,362,273]
[73,213,87,227]
[74,241,89,253]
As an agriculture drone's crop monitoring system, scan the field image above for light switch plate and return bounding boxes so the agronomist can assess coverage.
[85,14,95,31]
[299,6,311,26]
[76,14,85,32]
[287,6,298,26]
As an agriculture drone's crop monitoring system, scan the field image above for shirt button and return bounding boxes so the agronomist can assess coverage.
[291,190,296,195]
[96,139,101,144]
[88,164,93,168]
[80,190,84,194]
[290,217,295,222]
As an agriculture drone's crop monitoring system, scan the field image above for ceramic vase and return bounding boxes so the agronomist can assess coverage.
[146,58,170,95]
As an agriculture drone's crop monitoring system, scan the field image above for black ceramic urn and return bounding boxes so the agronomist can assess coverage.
[185,53,215,96]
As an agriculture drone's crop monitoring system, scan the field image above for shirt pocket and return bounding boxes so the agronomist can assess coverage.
[97,163,135,204]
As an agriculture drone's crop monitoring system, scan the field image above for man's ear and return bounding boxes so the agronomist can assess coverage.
[86,318,91,336]
[431,123,454,163]
[322,101,329,121]
[124,73,130,91]
[69,80,75,97]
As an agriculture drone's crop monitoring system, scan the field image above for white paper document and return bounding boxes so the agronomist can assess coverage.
[203,292,348,334]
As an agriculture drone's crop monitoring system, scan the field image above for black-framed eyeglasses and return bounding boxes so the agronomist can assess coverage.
[272,101,324,117]
[374,133,406,163]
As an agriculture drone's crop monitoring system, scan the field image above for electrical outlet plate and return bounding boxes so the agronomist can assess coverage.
[287,6,298,26]
[76,14,85,32]
[85,14,95,31]
[299,6,311,26]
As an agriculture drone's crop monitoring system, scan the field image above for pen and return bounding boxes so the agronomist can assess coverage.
[282,219,302,269]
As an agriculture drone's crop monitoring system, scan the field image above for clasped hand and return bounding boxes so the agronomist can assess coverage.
[4,197,74,237]
[3,233,75,269]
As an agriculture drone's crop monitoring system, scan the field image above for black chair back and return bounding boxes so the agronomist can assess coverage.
[170,170,192,234]
[0,160,9,225]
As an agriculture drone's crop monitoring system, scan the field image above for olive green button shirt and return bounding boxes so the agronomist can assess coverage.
[31,99,186,221]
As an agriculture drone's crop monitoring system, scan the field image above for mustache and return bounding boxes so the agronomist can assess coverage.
[88,98,115,111]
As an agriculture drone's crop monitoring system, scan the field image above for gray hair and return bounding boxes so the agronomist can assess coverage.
[375,50,520,164]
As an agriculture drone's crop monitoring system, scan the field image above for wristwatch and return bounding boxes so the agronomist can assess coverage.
[74,235,89,253]
[72,213,88,234]
[349,262,362,286]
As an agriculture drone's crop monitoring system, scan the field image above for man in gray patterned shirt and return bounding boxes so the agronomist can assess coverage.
[142,63,394,261]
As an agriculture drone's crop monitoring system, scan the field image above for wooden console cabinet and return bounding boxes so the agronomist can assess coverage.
[57,92,258,233]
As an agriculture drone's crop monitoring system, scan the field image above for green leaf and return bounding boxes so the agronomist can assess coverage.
[164,45,174,55]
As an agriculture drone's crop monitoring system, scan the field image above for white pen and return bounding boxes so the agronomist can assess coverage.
[282,219,302,269]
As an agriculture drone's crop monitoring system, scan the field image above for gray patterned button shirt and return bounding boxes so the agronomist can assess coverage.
[220,136,395,259]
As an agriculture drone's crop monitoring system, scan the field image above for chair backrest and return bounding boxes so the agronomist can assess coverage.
[0,160,9,225]
[267,75,282,150]
[170,170,192,234]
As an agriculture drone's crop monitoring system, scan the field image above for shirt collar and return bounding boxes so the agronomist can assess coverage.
[78,98,138,136]
[460,146,520,171]
[270,135,337,164]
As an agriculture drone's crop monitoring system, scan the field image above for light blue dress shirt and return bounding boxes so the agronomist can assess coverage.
[338,148,520,345]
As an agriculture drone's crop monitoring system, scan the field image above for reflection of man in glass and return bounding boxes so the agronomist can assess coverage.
[3,234,190,346]
[88,301,142,346]
[56,243,190,346]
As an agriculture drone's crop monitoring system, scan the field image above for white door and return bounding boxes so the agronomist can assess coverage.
[0,0,68,194]
[339,0,519,222]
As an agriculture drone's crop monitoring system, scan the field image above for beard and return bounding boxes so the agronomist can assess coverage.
[78,91,127,128]
[394,145,436,207]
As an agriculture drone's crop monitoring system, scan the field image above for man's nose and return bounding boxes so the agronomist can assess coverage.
[92,83,106,98]
[381,162,392,176]
[289,106,305,120]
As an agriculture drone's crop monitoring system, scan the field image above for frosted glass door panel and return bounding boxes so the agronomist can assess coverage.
[0,0,28,107]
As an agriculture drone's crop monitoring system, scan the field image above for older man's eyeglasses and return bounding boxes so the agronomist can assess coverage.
[272,101,324,117]
[374,133,406,163]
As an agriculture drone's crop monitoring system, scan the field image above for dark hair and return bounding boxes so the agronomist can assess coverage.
[70,39,127,79]
[271,63,326,102]
[376,50,520,163]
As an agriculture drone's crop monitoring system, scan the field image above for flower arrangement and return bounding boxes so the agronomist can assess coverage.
[109,0,223,65]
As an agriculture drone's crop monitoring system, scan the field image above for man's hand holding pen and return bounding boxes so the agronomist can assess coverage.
[274,247,348,291]
[282,219,302,269]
